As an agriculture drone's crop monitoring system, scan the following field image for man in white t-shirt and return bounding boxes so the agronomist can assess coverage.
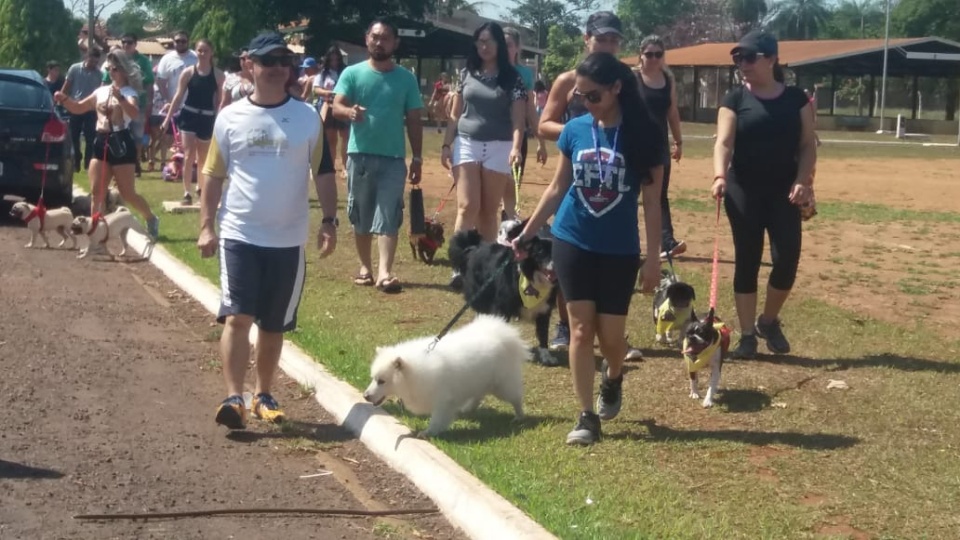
[199,32,338,431]
[155,30,198,111]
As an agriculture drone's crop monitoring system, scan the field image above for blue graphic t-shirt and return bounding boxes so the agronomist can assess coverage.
[552,113,660,256]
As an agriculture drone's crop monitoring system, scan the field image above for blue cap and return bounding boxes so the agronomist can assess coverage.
[300,57,317,69]
[247,32,292,57]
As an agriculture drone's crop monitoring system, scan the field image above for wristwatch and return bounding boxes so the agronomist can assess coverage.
[321,216,339,228]
[411,156,423,163]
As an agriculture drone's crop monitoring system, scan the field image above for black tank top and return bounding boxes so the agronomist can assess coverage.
[639,72,671,144]
[184,67,217,112]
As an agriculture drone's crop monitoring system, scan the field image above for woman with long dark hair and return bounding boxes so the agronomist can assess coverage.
[514,52,664,445]
[712,31,816,359]
[636,35,685,259]
[309,46,350,176]
[441,22,526,288]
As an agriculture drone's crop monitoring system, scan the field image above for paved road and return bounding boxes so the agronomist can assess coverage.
[0,217,463,540]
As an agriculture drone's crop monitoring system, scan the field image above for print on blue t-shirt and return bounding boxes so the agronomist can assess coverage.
[552,114,640,256]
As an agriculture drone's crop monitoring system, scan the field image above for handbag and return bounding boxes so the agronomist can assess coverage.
[409,186,426,236]
[105,102,128,159]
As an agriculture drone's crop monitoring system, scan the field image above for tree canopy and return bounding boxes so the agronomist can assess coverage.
[0,0,81,71]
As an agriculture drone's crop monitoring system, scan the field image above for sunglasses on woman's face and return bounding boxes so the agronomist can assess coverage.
[643,50,664,59]
[573,88,605,104]
[108,65,120,72]
[254,55,295,68]
[733,52,765,65]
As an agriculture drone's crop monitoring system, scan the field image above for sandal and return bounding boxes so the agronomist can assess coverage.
[353,273,374,286]
[376,276,403,294]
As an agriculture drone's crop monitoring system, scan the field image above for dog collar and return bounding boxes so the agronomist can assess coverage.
[519,273,550,310]
[23,201,47,231]
[656,298,692,337]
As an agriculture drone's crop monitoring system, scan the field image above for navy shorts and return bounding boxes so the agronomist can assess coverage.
[553,239,640,316]
[217,239,306,332]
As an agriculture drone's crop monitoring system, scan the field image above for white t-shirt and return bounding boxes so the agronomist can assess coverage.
[202,96,325,248]
[95,86,139,129]
[156,50,198,106]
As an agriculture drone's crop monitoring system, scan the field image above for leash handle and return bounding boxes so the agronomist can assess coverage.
[709,196,722,311]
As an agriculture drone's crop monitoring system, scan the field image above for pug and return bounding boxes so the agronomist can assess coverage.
[9,202,76,249]
[70,207,148,259]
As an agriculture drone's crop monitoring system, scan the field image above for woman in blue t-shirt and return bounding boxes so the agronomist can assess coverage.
[514,52,664,446]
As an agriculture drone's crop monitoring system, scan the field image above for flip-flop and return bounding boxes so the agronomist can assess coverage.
[376,276,403,294]
[353,273,374,286]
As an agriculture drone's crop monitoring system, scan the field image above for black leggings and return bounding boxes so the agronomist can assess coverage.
[724,181,802,294]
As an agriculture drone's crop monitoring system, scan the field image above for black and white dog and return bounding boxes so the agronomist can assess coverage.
[652,267,697,347]
[448,219,560,366]
[681,309,731,408]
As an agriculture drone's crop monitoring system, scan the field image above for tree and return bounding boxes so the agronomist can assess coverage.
[764,0,830,40]
[542,24,580,82]
[823,0,884,39]
[893,0,960,42]
[106,5,152,37]
[510,0,597,52]
[0,0,82,70]
[658,0,730,46]
[616,0,693,48]
[730,0,768,38]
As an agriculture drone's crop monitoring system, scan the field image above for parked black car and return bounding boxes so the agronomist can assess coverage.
[0,68,73,207]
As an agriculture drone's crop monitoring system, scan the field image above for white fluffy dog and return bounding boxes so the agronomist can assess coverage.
[363,315,529,437]
[70,207,148,259]
[9,202,76,249]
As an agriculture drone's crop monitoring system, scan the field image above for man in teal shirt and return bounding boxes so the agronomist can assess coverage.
[333,18,424,294]
[104,33,154,176]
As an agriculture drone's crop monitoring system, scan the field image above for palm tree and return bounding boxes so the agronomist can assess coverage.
[764,0,830,40]
[730,0,768,37]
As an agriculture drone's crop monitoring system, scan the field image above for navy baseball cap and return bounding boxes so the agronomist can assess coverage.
[585,11,623,37]
[247,32,292,57]
[731,30,778,57]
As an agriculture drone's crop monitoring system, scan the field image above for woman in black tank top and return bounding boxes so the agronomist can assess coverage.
[161,39,224,204]
[637,35,684,259]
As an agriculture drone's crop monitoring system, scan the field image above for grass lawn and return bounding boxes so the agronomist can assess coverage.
[128,132,960,539]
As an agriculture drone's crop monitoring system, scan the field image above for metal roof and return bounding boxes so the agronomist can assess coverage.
[623,37,959,68]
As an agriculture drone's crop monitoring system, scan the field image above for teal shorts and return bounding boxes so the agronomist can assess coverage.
[346,153,407,235]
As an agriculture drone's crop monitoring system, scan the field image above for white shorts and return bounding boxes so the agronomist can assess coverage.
[453,137,512,175]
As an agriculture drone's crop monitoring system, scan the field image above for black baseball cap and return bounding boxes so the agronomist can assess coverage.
[731,30,778,57]
[247,32,292,57]
[585,11,623,37]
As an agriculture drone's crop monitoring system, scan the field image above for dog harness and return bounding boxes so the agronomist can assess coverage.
[683,323,731,373]
[519,274,550,310]
[87,212,109,244]
[22,200,48,231]
[655,298,693,339]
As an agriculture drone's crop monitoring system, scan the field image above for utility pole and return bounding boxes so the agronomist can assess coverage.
[877,0,891,133]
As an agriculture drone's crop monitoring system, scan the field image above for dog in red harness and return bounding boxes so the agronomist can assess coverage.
[70,206,147,259]
[9,201,76,249]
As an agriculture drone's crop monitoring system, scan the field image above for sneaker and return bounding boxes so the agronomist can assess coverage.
[146,216,160,240]
[660,240,687,260]
[215,395,247,430]
[624,341,643,361]
[182,192,192,206]
[566,411,601,445]
[449,272,464,292]
[252,392,286,423]
[756,316,791,354]
[730,334,758,360]
[548,322,570,352]
[596,360,623,421]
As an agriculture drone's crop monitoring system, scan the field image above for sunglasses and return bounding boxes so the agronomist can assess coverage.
[733,52,765,65]
[573,88,605,104]
[643,50,664,59]
[108,66,121,73]
[254,55,295,68]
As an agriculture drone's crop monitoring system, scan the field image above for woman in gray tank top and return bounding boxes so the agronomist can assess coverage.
[441,22,527,288]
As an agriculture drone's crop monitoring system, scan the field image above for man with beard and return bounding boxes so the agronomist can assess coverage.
[156,30,199,117]
[198,32,338,430]
[333,19,424,294]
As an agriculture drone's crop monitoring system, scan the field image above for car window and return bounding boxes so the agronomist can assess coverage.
[0,79,51,110]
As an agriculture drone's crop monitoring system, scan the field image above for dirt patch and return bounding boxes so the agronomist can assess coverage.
[747,446,794,485]
[801,493,828,507]
[0,223,464,540]
[815,516,872,539]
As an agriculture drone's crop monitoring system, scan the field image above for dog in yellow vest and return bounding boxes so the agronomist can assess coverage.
[682,309,731,409]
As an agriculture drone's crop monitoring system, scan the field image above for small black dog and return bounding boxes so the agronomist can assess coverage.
[448,220,560,366]
[652,268,697,347]
[410,220,446,264]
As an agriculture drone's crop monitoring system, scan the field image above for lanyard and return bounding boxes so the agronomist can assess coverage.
[591,121,620,188]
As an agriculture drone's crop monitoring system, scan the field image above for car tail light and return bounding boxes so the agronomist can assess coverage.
[41,116,67,143]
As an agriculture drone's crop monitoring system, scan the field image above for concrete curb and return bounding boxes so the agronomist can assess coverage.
[122,231,556,540]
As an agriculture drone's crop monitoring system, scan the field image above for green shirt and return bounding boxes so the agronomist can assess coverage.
[515,64,534,91]
[334,62,423,158]
[102,52,154,109]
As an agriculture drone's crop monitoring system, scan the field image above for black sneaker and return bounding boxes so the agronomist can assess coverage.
[566,411,601,445]
[730,334,758,360]
[596,361,623,421]
[548,322,570,352]
[756,317,791,354]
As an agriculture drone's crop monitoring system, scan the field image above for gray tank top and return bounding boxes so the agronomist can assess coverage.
[456,69,524,142]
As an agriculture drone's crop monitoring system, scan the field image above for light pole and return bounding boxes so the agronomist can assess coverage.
[877,0,891,133]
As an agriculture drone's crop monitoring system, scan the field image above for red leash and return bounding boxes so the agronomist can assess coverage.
[430,182,457,222]
[27,113,58,231]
